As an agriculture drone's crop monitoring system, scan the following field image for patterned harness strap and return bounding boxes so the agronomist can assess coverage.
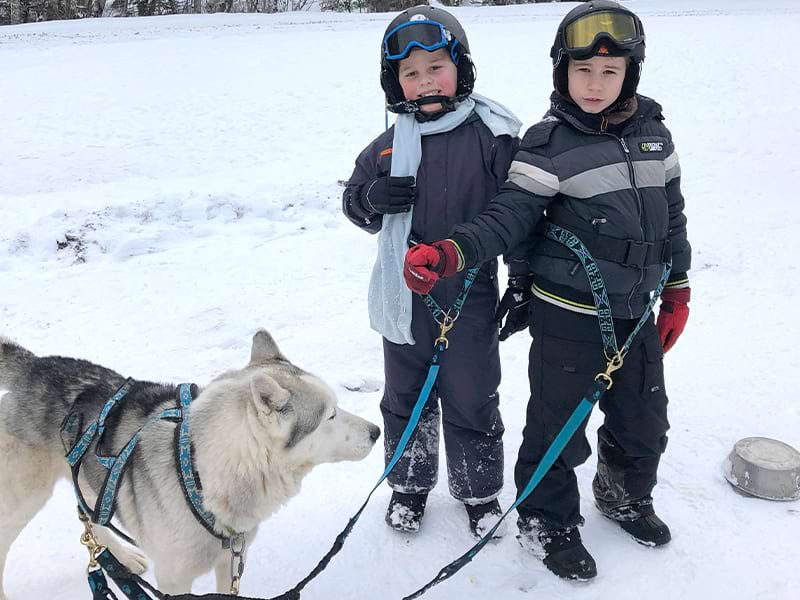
[174,383,240,545]
[64,379,141,545]
[63,381,240,548]
[67,383,253,599]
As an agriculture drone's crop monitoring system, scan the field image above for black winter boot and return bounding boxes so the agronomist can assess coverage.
[596,500,672,547]
[517,518,597,581]
[385,492,428,533]
[617,513,671,546]
[464,499,505,539]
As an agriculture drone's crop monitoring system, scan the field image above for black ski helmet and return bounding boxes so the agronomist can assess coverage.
[550,0,646,102]
[380,5,476,114]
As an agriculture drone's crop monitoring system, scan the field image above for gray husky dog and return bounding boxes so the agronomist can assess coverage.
[0,330,380,597]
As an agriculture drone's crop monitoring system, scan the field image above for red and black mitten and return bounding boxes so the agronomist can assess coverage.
[656,287,691,352]
[403,240,463,294]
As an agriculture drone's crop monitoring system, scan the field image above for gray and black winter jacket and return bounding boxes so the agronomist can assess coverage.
[450,94,691,319]
[343,113,518,314]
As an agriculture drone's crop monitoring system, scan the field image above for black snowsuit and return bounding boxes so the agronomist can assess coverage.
[343,114,517,503]
[449,94,691,528]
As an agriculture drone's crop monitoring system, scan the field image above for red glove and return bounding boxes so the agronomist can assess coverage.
[656,287,691,352]
[403,240,463,294]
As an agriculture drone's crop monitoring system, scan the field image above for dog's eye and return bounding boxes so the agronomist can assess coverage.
[328,408,337,421]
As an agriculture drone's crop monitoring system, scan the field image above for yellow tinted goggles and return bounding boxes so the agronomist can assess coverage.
[564,11,640,52]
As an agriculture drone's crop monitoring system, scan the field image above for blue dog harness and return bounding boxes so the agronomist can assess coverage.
[62,381,242,548]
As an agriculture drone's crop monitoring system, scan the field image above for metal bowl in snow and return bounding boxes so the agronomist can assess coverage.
[723,437,800,501]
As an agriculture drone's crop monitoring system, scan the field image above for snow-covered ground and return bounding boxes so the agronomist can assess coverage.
[2,1,799,598]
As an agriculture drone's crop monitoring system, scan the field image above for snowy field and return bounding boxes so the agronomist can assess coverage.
[2,1,800,598]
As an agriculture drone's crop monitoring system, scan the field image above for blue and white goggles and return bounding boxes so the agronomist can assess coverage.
[383,20,459,63]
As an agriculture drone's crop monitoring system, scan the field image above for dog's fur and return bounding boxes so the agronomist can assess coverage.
[0,330,380,597]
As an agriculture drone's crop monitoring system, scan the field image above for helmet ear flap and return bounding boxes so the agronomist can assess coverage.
[381,61,418,114]
[553,51,570,96]
[380,61,399,104]
[455,50,476,98]
[619,59,641,101]
[381,61,405,112]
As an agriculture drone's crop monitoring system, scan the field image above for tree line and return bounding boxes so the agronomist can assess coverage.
[0,0,556,26]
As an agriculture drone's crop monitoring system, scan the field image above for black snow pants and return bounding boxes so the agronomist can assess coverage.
[515,296,670,530]
[381,275,504,504]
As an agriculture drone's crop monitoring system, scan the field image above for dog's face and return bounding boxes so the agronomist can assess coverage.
[205,330,380,468]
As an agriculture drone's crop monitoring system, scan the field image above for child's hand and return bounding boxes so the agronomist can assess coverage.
[495,275,534,341]
[403,240,463,294]
[361,175,416,214]
[656,287,691,352]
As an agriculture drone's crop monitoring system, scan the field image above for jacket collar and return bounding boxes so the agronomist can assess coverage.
[549,92,663,136]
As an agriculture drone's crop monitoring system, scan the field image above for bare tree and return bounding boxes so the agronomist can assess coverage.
[0,0,13,25]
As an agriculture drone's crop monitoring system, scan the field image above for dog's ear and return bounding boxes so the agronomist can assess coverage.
[250,373,290,413]
[250,329,287,365]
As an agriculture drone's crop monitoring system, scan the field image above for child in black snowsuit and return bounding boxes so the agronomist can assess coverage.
[342,5,521,537]
[403,0,691,579]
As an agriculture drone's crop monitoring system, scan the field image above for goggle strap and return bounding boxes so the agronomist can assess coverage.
[450,39,460,65]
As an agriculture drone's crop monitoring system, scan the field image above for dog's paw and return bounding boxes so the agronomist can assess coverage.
[115,546,149,574]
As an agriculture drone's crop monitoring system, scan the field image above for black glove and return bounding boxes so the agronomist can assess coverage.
[495,275,533,341]
[361,175,416,214]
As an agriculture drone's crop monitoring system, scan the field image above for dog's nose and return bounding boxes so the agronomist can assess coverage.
[369,424,381,442]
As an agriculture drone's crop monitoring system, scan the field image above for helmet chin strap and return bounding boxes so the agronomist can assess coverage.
[386,94,469,118]
[414,94,452,107]
[410,95,456,121]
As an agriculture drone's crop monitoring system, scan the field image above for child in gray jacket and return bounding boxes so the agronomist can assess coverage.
[403,0,690,579]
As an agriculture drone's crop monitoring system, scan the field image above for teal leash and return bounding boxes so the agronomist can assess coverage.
[401,227,671,600]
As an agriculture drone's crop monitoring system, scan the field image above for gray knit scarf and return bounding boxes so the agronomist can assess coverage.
[368,94,521,345]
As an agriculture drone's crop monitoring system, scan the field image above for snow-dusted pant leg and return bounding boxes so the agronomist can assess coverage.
[381,401,441,493]
[381,335,441,494]
[593,322,670,517]
[442,413,504,503]
[437,307,504,504]
[380,288,504,499]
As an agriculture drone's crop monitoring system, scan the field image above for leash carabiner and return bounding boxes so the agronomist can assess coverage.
[77,507,106,573]
[595,351,625,390]
[433,316,455,349]
[228,533,246,595]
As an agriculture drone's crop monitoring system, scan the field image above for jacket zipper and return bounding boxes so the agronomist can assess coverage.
[556,107,652,318]
[616,135,646,318]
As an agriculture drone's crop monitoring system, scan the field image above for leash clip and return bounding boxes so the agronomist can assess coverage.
[434,317,455,349]
[595,352,624,390]
[77,507,106,573]
[228,533,246,595]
